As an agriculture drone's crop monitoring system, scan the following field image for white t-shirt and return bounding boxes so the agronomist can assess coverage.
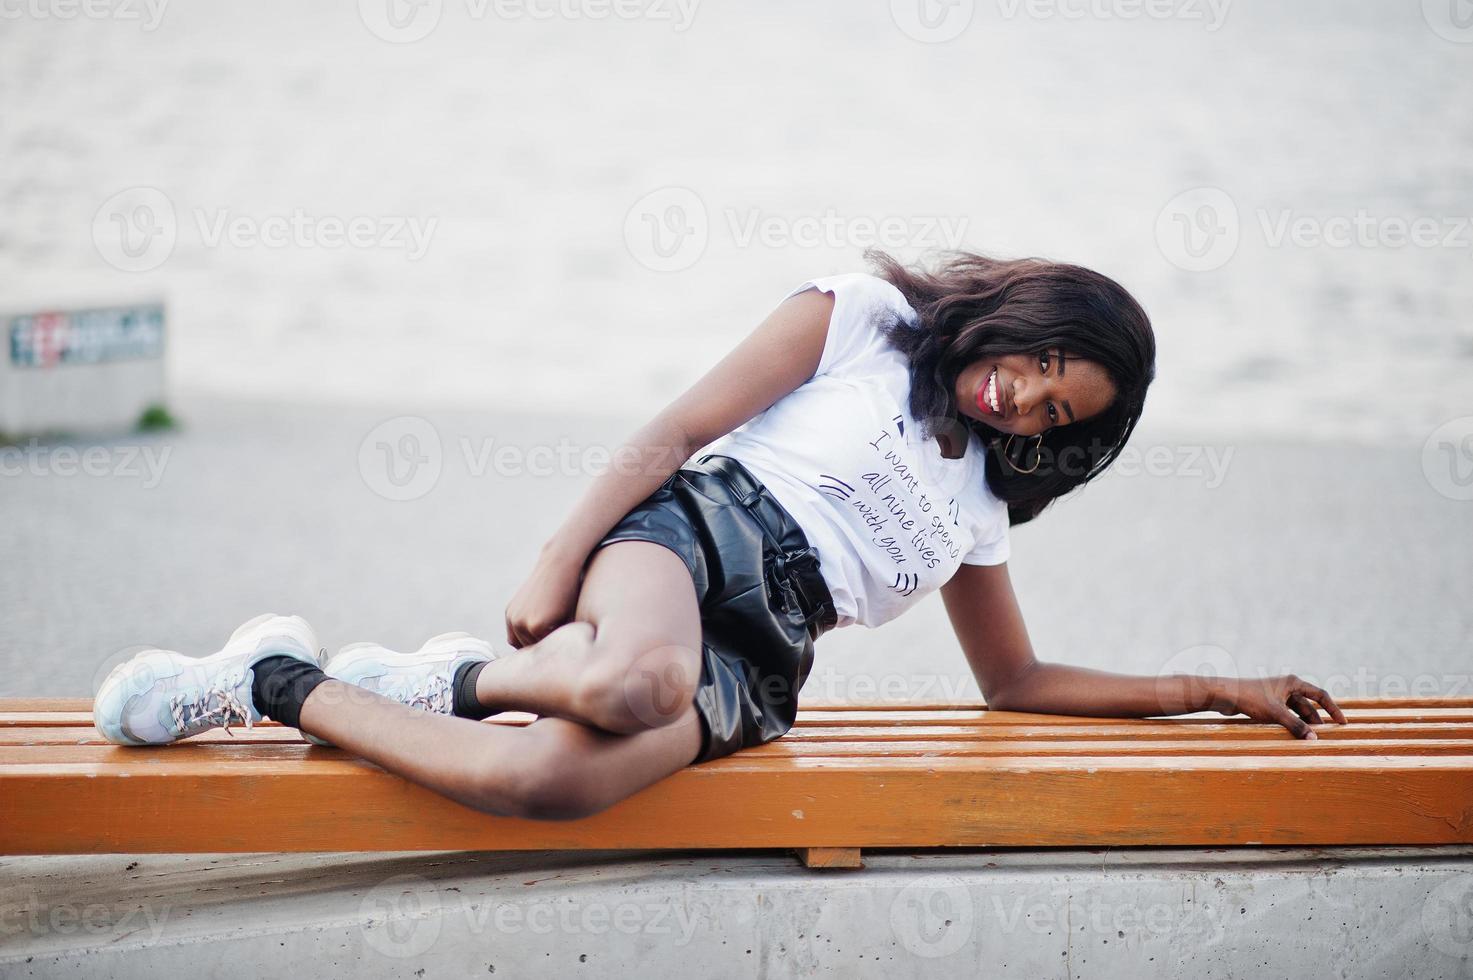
[702,272,1011,630]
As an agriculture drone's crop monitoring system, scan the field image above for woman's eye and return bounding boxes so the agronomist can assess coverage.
[1039,351,1050,373]
[1047,403,1058,423]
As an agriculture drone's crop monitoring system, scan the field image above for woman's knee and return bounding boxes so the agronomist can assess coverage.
[572,636,701,735]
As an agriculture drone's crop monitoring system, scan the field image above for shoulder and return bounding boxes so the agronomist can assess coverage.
[785,272,917,325]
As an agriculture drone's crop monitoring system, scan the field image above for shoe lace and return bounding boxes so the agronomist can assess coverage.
[404,673,454,715]
[170,668,253,737]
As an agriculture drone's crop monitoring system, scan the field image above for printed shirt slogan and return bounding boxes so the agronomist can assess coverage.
[815,414,964,597]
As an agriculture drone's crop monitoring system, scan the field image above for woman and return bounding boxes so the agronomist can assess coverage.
[93,249,1346,821]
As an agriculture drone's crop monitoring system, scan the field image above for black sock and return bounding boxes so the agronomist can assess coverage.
[251,656,331,730]
[452,660,494,720]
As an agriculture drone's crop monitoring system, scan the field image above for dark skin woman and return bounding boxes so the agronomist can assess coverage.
[96,249,1347,821]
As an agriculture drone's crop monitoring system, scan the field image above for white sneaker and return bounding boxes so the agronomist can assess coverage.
[324,632,498,715]
[93,614,324,746]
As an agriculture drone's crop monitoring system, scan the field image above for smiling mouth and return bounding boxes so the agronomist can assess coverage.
[977,367,1005,419]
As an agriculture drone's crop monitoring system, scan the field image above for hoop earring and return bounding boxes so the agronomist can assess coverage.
[1005,434,1043,474]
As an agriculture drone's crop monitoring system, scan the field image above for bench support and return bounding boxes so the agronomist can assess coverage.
[797,847,863,869]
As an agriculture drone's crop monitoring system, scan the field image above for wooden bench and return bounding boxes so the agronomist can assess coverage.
[3,697,1471,868]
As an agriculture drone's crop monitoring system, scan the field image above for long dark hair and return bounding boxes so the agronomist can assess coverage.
[869,248,1156,526]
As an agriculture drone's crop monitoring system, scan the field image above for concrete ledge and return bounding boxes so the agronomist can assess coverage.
[2,846,1471,978]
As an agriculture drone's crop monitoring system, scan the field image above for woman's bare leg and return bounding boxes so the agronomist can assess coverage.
[295,539,708,818]
[298,684,703,819]
[470,540,705,734]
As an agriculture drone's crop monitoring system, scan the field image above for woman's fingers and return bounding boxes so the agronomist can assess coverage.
[1269,703,1315,739]
[1296,680,1349,724]
[1288,692,1324,726]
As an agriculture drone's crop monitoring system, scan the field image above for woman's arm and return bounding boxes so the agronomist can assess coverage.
[505,288,836,646]
[939,561,1348,739]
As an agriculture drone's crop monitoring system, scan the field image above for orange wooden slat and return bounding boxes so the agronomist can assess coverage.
[6,721,1473,748]
[2,756,1470,853]
[7,737,1473,767]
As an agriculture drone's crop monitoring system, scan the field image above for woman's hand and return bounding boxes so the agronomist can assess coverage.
[504,546,588,649]
[1212,674,1349,739]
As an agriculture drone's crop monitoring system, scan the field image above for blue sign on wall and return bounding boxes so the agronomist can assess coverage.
[8,305,165,369]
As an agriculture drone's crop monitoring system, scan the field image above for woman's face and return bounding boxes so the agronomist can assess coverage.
[954,348,1117,437]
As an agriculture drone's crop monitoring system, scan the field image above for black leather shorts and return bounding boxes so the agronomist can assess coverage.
[588,453,838,765]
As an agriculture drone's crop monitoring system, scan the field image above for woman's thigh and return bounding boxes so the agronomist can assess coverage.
[570,538,705,731]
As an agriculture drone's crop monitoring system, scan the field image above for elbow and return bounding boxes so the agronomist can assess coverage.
[985,686,1018,713]
[983,661,1043,713]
